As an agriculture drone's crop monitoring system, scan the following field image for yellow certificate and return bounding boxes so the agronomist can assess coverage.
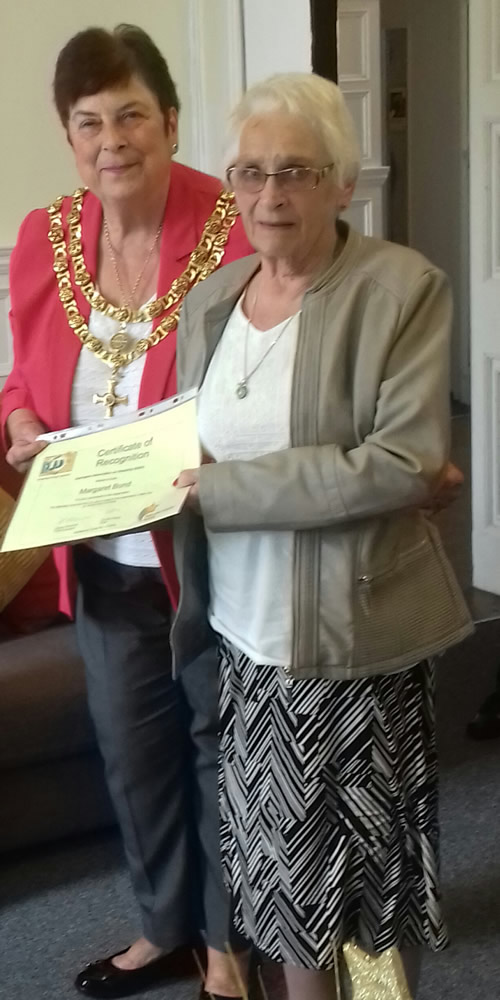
[1,393,200,552]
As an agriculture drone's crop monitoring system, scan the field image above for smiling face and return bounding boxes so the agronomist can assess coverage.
[231,112,352,269]
[67,74,177,207]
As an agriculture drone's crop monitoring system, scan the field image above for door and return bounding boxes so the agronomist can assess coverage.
[470,0,500,594]
[380,0,470,404]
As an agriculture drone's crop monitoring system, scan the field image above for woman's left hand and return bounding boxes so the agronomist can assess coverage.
[175,468,201,513]
[175,454,214,513]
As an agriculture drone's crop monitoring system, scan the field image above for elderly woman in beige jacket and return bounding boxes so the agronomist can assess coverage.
[173,74,472,1000]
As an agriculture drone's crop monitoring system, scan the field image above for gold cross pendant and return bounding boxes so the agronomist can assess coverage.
[93,377,128,417]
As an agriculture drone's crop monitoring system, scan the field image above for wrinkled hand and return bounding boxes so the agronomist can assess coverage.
[6,419,47,474]
[424,461,464,515]
[174,454,213,514]
[175,467,201,513]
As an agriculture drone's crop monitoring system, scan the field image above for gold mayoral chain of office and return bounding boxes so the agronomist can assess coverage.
[47,186,239,407]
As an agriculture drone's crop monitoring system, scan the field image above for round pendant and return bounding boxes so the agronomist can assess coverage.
[236,381,248,399]
[110,330,130,352]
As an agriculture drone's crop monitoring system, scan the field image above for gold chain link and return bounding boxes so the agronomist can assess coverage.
[47,186,239,372]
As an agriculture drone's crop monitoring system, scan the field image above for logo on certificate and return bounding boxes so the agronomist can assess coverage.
[39,452,77,477]
[138,502,158,522]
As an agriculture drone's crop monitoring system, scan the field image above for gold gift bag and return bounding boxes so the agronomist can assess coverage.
[341,942,414,1000]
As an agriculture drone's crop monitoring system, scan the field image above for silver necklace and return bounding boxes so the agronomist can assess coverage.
[235,293,299,399]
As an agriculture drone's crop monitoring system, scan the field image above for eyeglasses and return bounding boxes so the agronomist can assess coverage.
[226,163,335,193]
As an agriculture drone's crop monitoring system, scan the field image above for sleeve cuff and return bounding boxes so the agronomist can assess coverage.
[0,389,36,447]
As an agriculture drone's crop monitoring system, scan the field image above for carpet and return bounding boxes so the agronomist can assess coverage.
[2,620,500,1000]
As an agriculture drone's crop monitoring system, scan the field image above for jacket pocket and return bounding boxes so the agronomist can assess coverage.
[353,525,468,667]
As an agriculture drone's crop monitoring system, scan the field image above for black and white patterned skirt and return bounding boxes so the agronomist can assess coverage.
[218,641,449,969]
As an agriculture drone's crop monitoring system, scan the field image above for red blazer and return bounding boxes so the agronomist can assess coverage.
[2,162,253,616]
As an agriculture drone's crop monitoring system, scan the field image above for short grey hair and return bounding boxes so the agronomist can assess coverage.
[223,72,361,188]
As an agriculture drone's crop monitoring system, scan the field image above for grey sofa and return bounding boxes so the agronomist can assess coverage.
[0,621,115,851]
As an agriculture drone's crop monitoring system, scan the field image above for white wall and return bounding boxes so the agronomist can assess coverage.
[0,0,192,247]
[242,0,312,84]
[185,0,245,177]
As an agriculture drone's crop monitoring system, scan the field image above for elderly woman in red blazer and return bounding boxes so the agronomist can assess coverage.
[2,25,251,1000]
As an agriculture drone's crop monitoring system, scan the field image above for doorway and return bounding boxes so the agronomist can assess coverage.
[380,0,470,407]
[380,0,500,614]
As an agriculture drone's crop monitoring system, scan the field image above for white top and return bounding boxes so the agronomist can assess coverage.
[71,304,161,568]
[197,297,300,666]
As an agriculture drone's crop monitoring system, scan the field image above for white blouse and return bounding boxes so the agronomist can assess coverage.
[197,296,300,666]
[70,304,160,568]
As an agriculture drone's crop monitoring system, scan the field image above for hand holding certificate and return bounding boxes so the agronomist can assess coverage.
[1,391,200,552]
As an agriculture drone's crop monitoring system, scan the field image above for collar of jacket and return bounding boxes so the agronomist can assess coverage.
[199,220,362,371]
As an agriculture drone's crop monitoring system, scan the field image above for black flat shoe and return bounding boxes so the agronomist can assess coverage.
[75,945,201,998]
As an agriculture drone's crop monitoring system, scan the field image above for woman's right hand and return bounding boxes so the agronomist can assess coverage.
[5,409,48,474]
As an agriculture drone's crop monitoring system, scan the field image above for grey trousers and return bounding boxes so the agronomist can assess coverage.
[74,546,242,952]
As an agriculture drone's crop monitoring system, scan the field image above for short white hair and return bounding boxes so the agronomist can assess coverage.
[223,72,361,188]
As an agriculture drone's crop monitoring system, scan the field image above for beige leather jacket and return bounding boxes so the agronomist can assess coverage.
[171,224,473,680]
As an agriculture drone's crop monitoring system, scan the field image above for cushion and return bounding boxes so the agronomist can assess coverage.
[0,485,52,612]
[2,549,65,633]
[0,623,96,768]
[0,403,62,628]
